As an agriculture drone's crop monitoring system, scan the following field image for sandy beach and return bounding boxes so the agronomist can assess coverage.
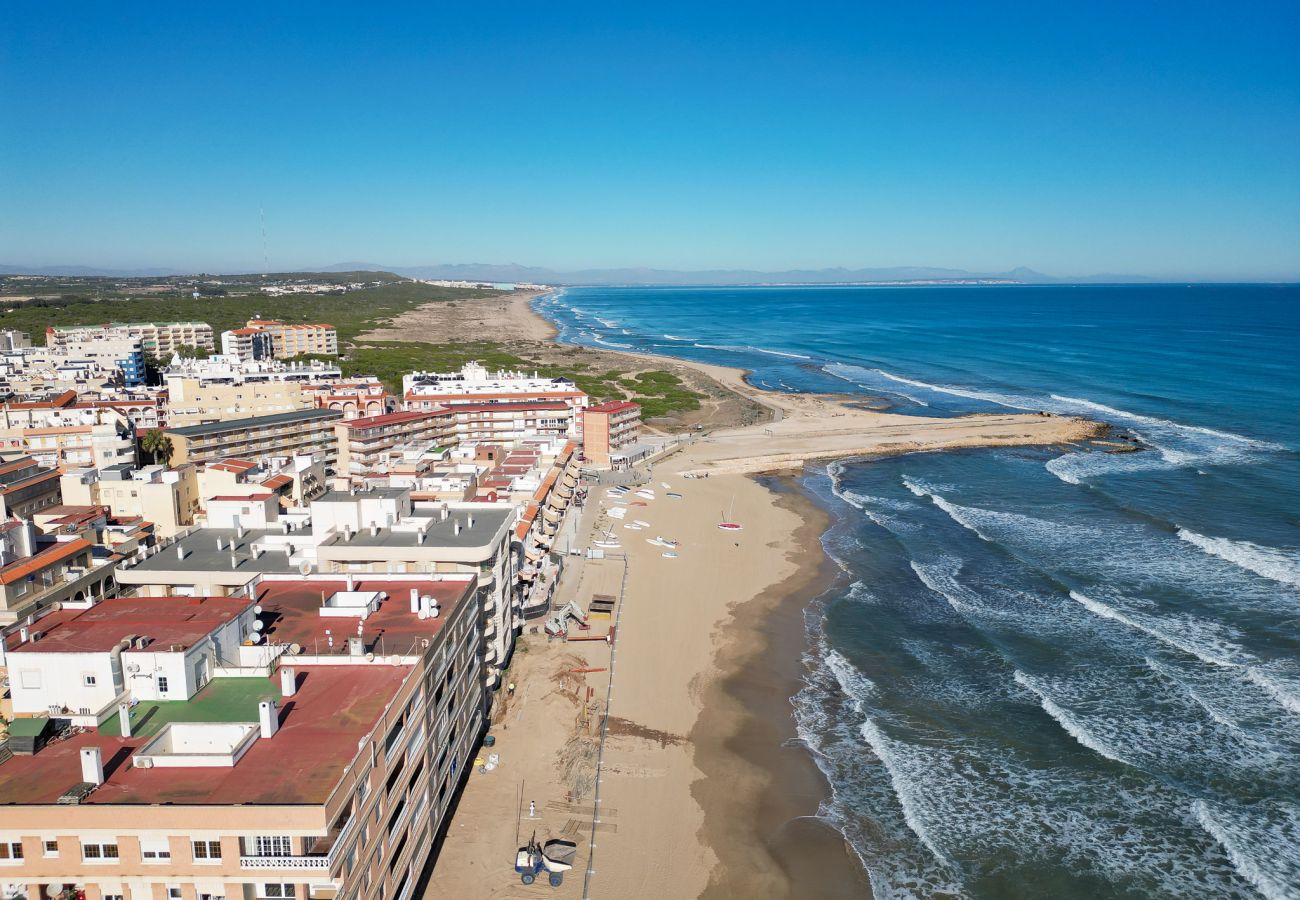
[420,291,1106,899]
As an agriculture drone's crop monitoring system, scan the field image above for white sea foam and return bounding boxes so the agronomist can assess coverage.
[1193,800,1300,900]
[1143,656,1242,731]
[821,364,931,406]
[1013,670,1136,767]
[589,334,633,349]
[662,334,694,341]
[1177,528,1300,589]
[748,346,812,359]
[1244,669,1300,717]
[692,342,747,352]
[1068,590,1249,669]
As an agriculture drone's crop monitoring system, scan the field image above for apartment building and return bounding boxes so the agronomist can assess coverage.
[0,455,62,518]
[0,571,484,900]
[402,362,588,427]
[441,401,575,446]
[164,358,347,428]
[0,329,33,351]
[581,400,642,467]
[167,409,342,468]
[199,455,328,508]
[244,320,339,358]
[334,410,456,483]
[303,380,392,421]
[220,328,276,362]
[48,322,215,358]
[116,490,519,673]
[0,403,136,471]
[0,520,118,624]
[60,464,202,540]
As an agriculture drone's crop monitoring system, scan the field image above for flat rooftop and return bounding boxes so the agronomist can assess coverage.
[6,596,249,654]
[169,408,341,438]
[321,504,512,551]
[124,528,303,576]
[0,665,407,806]
[315,487,409,503]
[254,576,474,657]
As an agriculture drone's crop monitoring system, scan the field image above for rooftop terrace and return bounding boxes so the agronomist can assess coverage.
[0,664,408,806]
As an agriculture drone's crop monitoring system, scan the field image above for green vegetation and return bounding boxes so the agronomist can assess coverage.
[0,272,705,419]
[0,275,496,345]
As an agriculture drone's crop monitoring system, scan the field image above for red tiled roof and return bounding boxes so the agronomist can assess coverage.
[208,458,258,473]
[586,400,640,414]
[447,401,570,414]
[7,595,251,654]
[343,409,444,430]
[259,474,293,490]
[0,539,92,585]
[209,493,273,501]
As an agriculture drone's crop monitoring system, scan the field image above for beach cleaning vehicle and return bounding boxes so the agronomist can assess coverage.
[514,833,578,886]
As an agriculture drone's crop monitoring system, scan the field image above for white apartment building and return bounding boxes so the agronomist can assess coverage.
[47,322,215,358]
[402,361,588,425]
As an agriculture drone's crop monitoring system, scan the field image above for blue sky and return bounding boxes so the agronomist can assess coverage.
[2,2,1298,278]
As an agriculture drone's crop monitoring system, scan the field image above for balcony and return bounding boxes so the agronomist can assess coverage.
[240,855,330,870]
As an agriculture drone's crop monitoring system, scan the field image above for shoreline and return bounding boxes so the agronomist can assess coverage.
[422,289,1109,898]
[693,474,870,898]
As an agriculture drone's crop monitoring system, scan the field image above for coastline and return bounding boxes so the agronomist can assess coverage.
[423,289,1110,898]
[693,475,870,899]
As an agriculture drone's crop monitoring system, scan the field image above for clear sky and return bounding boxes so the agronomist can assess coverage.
[2,1,1298,278]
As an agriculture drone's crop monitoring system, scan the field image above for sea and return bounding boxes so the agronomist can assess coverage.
[534,284,1300,900]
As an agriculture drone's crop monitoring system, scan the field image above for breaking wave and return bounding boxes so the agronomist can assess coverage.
[1177,528,1300,589]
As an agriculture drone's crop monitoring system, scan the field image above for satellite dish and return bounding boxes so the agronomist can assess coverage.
[46,885,61,899]
[365,652,375,661]
[288,643,303,655]
[299,561,312,576]
[126,663,140,673]
[253,605,263,615]
[252,620,264,631]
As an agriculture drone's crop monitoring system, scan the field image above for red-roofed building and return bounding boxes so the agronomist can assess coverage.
[0,572,484,900]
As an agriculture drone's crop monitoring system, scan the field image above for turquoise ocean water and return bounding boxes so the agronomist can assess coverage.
[537,284,1300,899]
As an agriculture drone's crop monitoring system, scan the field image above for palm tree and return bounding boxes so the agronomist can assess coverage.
[141,429,173,465]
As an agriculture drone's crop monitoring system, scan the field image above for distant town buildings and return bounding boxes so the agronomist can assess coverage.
[238,320,339,359]
[47,321,215,358]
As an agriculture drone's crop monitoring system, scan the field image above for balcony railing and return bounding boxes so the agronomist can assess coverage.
[240,855,330,870]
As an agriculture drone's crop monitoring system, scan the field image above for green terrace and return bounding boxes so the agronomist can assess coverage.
[98,677,284,738]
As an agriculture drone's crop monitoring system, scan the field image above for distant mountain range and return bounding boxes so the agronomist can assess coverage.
[318,262,1159,286]
[2,261,1270,284]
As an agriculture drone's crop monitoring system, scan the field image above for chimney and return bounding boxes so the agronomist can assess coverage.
[409,588,419,613]
[216,536,225,551]
[467,514,475,530]
[280,666,297,697]
[370,523,379,537]
[454,519,461,536]
[258,699,279,738]
[231,554,239,570]
[118,702,132,738]
[346,573,355,591]
[80,746,104,786]
[252,545,263,559]
[177,544,188,560]
[440,505,449,521]
[19,626,29,644]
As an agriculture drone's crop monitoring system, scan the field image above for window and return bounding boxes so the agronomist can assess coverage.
[0,842,23,860]
[83,674,98,687]
[19,669,40,689]
[43,840,58,856]
[192,840,222,860]
[258,885,296,899]
[253,835,293,857]
[141,839,171,861]
[168,888,183,900]
[82,841,120,861]
[105,895,124,900]
[157,676,170,694]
